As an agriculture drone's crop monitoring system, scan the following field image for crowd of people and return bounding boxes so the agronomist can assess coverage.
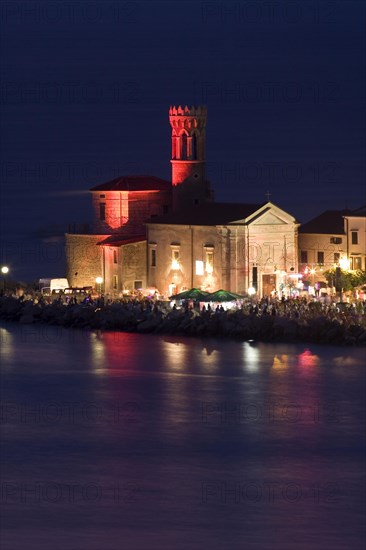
[2,287,365,329]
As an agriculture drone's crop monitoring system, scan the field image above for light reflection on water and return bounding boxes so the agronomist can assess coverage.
[0,322,365,550]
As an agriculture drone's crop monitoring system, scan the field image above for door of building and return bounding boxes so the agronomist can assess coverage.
[262,274,276,297]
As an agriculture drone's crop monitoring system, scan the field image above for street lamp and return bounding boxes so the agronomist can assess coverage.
[339,257,350,270]
[95,276,103,297]
[1,266,9,292]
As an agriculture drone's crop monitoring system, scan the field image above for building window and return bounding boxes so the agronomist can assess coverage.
[192,133,197,160]
[351,257,362,270]
[334,252,340,264]
[99,194,105,198]
[351,231,358,245]
[181,133,187,160]
[300,251,308,264]
[151,249,156,267]
[134,280,142,290]
[317,251,324,265]
[205,250,214,273]
[195,260,204,276]
[113,275,118,290]
[113,250,118,264]
[99,203,106,221]
[330,237,342,244]
[171,245,180,270]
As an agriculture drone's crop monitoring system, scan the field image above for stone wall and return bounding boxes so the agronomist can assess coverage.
[121,241,147,291]
[147,223,223,296]
[65,234,104,289]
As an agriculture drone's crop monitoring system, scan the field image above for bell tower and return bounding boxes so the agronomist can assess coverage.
[169,105,212,210]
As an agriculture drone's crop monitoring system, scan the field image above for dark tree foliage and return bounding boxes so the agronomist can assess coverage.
[324,269,366,291]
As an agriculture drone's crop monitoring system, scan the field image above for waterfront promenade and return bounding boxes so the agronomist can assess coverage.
[0,293,365,346]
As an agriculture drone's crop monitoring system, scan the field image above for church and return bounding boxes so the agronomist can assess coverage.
[65,106,299,298]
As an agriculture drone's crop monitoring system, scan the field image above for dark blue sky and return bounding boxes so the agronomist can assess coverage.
[1,0,365,281]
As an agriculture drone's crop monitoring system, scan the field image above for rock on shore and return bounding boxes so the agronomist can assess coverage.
[0,296,365,346]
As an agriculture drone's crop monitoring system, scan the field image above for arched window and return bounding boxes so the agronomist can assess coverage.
[192,132,197,160]
[172,131,177,159]
[181,132,187,160]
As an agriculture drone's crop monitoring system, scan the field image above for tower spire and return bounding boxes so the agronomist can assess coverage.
[169,105,212,211]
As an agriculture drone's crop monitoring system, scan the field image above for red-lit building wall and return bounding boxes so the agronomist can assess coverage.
[92,190,172,235]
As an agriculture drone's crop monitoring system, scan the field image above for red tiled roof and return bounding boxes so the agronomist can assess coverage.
[146,202,262,226]
[90,175,171,192]
[97,235,146,246]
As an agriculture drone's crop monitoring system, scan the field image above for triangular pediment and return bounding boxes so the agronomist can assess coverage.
[251,211,288,225]
[228,202,298,226]
[248,202,297,225]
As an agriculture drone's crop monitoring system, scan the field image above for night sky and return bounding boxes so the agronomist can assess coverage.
[1,0,365,281]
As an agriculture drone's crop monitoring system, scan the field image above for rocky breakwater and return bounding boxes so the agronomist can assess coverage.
[0,296,365,346]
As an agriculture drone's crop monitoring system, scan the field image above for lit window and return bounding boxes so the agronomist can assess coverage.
[171,246,180,270]
[113,250,118,264]
[113,275,118,290]
[351,257,362,270]
[195,260,204,275]
[317,251,324,265]
[351,231,358,245]
[205,251,214,273]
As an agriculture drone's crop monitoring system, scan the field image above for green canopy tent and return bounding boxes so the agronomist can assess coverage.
[169,288,210,301]
[202,289,245,302]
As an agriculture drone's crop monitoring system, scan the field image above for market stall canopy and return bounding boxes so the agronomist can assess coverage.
[169,288,210,301]
[202,289,245,302]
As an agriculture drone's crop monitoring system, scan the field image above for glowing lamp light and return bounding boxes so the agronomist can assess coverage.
[95,276,103,285]
[205,263,213,274]
[171,259,180,270]
[247,286,256,296]
[1,266,9,274]
[339,257,350,270]
[310,268,316,275]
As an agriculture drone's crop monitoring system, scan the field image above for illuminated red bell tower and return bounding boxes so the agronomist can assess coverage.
[169,105,212,210]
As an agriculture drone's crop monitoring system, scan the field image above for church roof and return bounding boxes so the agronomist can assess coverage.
[90,175,171,192]
[299,209,351,234]
[148,202,262,226]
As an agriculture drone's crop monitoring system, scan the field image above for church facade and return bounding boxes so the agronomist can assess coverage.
[65,105,300,297]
